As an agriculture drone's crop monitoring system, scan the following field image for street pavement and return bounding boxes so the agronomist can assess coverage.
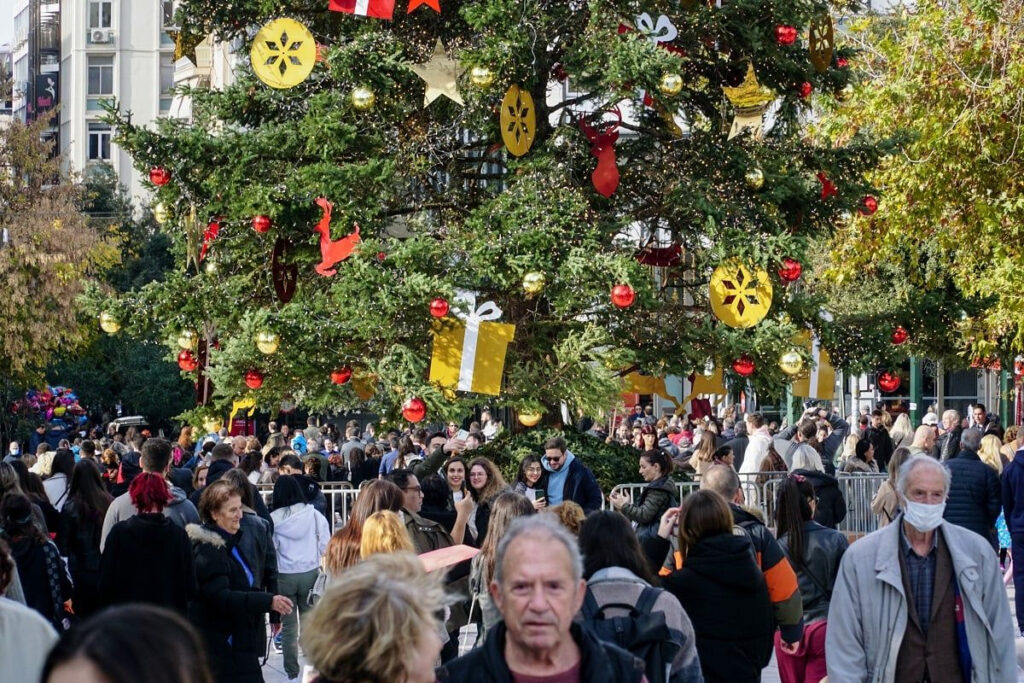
[262,570,1024,682]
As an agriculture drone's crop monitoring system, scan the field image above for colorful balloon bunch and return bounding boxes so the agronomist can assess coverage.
[12,386,88,425]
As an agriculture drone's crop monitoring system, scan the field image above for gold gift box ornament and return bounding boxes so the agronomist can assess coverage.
[429,291,516,396]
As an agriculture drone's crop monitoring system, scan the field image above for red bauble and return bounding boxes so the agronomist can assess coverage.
[775,25,798,46]
[878,371,901,393]
[244,369,264,390]
[778,258,803,284]
[798,82,813,99]
[402,397,427,423]
[429,297,450,318]
[552,62,569,82]
[177,350,198,372]
[859,195,879,215]
[732,355,756,377]
[891,326,909,345]
[376,251,387,262]
[837,57,849,68]
[149,166,171,186]
[611,284,636,309]
[330,366,353,385]
[252,215,272,233]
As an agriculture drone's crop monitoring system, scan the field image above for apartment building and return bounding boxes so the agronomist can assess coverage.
[10,0,60,133]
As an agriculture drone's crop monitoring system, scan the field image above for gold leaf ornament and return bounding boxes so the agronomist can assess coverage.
[500,85,536,157]
[709,260,773,328]
[250,18,316,89]
[808,15,835,74]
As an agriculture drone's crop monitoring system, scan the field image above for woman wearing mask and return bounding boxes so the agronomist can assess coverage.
[271,475,330,682]
[608,449,677,543]
[511,454,547,510]
[57,460,112,618]
[773,476,848,683]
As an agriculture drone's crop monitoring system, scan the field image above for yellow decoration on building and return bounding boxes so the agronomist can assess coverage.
[791,331,836,400]
[500,85,536,157]
[709,260,773,328]
[518,410,543,427]
[429,292,515,396]
[250,18,317,89]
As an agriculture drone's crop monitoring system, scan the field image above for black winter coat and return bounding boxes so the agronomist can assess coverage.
[619,476,677,542]
[560,458,603,514]
[99,513,196,615]
[943,450,1001,543]
[187,523,276,683]
[647,532,774,683]
[724,435,750,472]
[778,520,848,623]
[9,535,72,630]
[937,426,963,462]
[792,469,847,529]
[436,622,645,683]
[866,426,895,472]
[57,499,105,586]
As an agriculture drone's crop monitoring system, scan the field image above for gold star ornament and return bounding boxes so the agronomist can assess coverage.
[409,39,464,107]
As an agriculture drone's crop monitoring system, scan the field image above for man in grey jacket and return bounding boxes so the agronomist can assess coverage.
[826,455,1014,682]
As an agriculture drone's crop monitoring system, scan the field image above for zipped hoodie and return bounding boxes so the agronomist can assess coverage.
[270,503,329,574]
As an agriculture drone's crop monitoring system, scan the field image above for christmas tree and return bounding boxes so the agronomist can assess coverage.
[99,0,890,425]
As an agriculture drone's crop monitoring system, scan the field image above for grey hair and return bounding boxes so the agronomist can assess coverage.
[897,455,951,499]
[700,464,740,500]
[493,514,583,586]
[942,409,960,425]
[960,428,982,452]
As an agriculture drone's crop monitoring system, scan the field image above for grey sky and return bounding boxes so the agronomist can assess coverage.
[0,0,12,46]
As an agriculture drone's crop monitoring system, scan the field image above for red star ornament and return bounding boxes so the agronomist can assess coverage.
[407,0,440,12]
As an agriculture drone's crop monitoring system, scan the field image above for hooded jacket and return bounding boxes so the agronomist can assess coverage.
[542,450,602,514]
[100,481,199,552]
[270,503,329,574]
[652,532,774,683]
[618,475,678,542]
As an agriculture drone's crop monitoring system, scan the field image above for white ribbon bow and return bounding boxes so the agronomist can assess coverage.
[453,290,503,392]
[635,13,678,45]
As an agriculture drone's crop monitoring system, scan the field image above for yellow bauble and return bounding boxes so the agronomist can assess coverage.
[350,86,376,111]
[779,349,804,376]
[99,312,121,334]
[203,417,223,434]
[469,66,495,88]
[153,202,170,225]
[658,73,684,97]
[745,167,765,190]
[250,18,317,89]
[255,330,280,355]
[522,271,546,296]
[709,260,773,329]
[177,329,198,349]
[518,410,543,427]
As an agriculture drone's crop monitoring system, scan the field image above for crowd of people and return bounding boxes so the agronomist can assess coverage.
[0,401,1021,683]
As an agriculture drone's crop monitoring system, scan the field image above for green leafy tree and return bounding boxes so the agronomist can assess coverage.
[816,0,1024,367]
[102,0,889,424]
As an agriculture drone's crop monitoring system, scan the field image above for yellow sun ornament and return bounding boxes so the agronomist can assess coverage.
[709,260,773,328]
[500,85,536,157]
[250,18,317,89]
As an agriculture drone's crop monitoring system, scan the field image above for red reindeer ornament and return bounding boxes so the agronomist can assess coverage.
[313,197,361,277]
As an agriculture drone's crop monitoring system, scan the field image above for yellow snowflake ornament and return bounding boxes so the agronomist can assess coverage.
[250,18,317,89]
[709,260,773,328]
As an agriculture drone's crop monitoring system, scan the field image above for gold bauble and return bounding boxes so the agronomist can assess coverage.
[522,271,546,296]
[153,202,170,225]
[99,312,121,334]
[469,66,495,88]
[518,410,544,427]
[745,167,765,190]
[204,260,218,275]
[350,86,376,111]
[836,84,854,101]
[779,349,805,376]
[658,73,684,97]
[255,330,280,355]
[202,417,223,434]
[177,329,198,349]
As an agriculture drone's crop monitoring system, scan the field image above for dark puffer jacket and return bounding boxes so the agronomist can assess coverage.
[778,520,848,623]
[649,532,774,683]
[619,476,678,542]
[436,621,645,683]
[57,499,104,593]
[943,450,1001,542]
[791,469,846,529]
[187,523,276,683]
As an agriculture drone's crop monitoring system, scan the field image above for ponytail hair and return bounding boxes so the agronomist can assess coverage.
[774,475,815,566]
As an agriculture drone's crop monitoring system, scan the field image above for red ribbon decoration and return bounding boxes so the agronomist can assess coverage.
[579,111,622,198]
[817,172,837,200]
[199,218,221,262]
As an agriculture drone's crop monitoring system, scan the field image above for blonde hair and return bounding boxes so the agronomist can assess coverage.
[979,434,1004,474]
[841,433,859,459]
[359,510,414,558]
[302,552,446,683]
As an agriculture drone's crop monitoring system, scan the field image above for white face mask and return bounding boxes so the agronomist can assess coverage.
[902,499,946,532]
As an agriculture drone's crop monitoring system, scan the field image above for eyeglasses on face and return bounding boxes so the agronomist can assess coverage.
[404,486,422,493]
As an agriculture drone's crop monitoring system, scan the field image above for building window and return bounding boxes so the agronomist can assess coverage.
[160,53,174,95]
[87,55,114,95]
[162,1,175,27]
[88,123,111,160]
[89,0,112,29]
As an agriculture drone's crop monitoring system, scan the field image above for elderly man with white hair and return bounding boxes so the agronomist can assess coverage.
[826,455,1014,682]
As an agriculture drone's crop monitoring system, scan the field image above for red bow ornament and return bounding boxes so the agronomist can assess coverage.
[199,217,221,262]
[580,113,622,198]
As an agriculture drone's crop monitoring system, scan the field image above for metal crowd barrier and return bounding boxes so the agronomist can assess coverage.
[258,472,887,539]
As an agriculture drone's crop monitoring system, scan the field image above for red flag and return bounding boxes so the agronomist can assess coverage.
[408,0,440,11]
[328,0,395,20]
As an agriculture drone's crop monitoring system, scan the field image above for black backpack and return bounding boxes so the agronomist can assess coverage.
[579,586,680,683]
